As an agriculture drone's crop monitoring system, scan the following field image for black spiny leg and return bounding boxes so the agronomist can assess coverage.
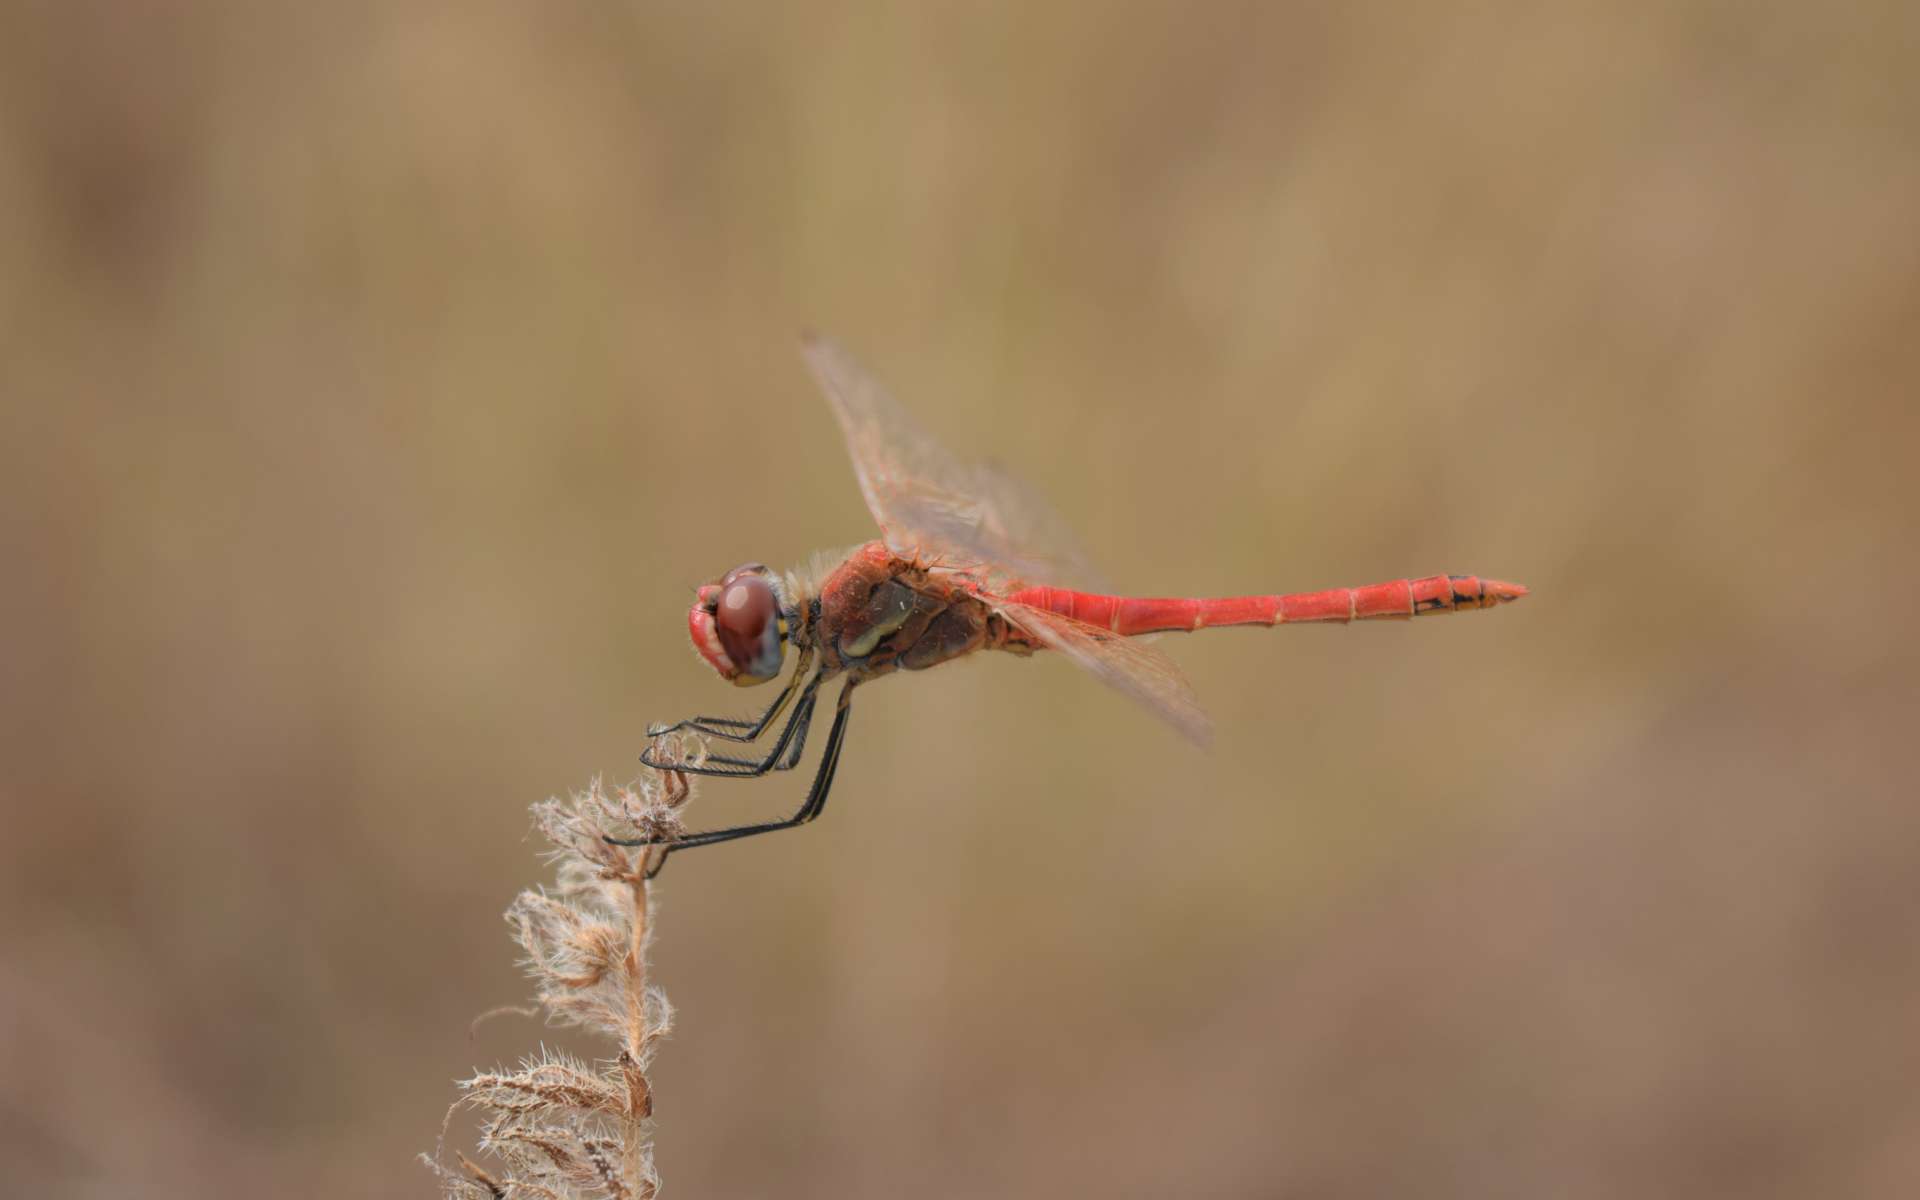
[645,646,815,744]
[640,669,825,780]
[613,679,860,875]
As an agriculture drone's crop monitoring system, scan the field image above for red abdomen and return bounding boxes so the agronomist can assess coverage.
[1005,575,1527,634]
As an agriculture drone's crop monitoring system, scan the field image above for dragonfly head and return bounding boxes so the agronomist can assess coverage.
[688,563,788,686]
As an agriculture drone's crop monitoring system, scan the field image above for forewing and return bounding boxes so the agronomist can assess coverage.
[991,597,1213,747]
[800,333,1109,591]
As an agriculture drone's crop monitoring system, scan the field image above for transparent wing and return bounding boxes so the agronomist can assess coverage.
[990,597,1213,748]
[800,333,1109,592]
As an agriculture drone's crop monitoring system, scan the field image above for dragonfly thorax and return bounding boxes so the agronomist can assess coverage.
[688,563,790,685]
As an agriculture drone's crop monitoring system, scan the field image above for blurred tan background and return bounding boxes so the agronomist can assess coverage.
[3,3,1917,1196]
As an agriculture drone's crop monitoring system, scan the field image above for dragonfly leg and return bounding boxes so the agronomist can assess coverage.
[772,686,819,771]
[698,687,821,775]
[645,646,815,743]
[612,679,858,876]
[640,669,825,780]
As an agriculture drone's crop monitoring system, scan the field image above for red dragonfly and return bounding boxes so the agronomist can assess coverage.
[618,335,1525,864]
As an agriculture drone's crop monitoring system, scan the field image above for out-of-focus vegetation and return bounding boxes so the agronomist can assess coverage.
[2,3,1915,1196]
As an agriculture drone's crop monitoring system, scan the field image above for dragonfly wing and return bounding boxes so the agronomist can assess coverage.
[990,596,1213,747]
[800,333,1109,592]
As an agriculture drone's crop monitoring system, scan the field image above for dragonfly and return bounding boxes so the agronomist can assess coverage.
[614,335,1526,866]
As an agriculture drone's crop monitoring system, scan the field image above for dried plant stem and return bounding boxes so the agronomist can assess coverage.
[623,875,653,1120]
[425,758,695,1200]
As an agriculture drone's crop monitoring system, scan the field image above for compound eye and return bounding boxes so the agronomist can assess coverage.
[713,565,783,683]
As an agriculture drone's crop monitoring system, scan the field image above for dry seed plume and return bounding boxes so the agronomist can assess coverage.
[424,757,694,1200]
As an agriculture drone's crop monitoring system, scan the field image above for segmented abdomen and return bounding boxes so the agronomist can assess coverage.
[1005,575,1527,635]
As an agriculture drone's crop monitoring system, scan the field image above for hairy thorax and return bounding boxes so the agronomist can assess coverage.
[807,541,1023,681]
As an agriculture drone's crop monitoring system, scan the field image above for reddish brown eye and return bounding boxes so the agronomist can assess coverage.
[715,576,773,642]
[711,565,784,683]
